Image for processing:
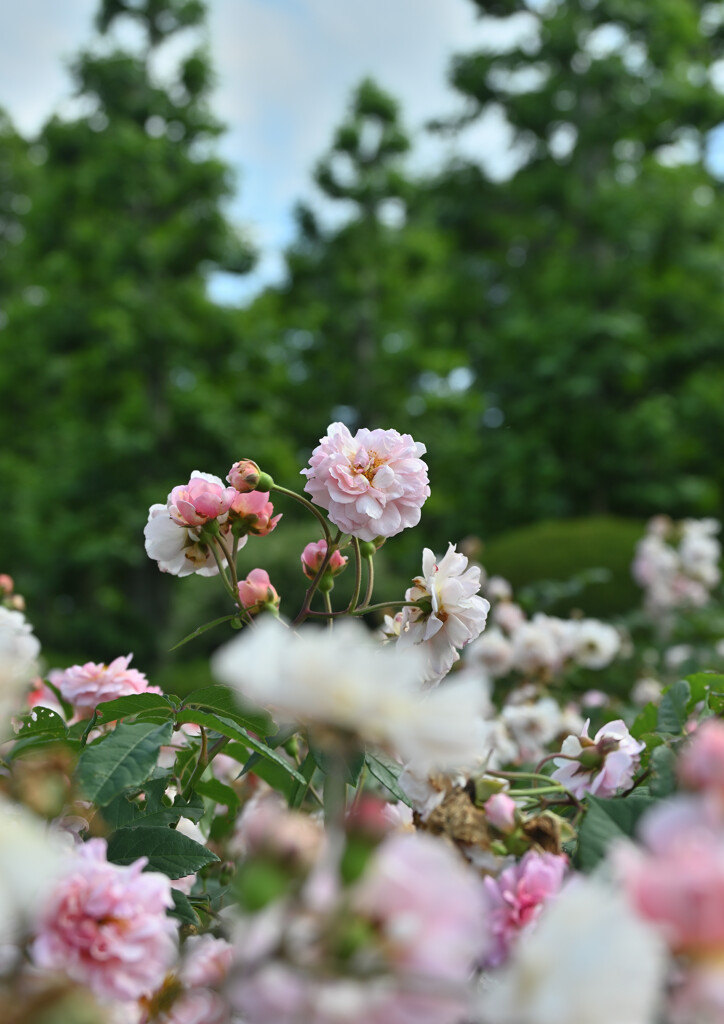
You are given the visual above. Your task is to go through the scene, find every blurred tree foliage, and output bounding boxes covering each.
[0,0,295,662]
[4,0,724,663]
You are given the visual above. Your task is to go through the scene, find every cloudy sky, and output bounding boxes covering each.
[0,0,525,301]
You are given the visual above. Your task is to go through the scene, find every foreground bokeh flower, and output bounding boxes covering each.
[32,838,177,1003]
[301,422,430,541]
[213,617,489,773]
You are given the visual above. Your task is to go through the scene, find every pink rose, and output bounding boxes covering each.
[237,568,280,613]
[31,838,177,1002]
[482,850,568,966]
[169,472,236,527]
[484,792,518,833]
[301,422,430,542]
[300,539,348,580]
[230,490,281,536]
[49,654,163,719]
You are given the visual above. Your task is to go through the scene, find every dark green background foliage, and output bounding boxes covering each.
[2,0,724,671]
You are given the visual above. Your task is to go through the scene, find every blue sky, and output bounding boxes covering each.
[0,0,525,303]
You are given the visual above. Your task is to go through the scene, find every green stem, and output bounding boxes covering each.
[323,590,334,629]
[487,769,562,785]
[209,540,238,604]
[510,786,566,798]
[350,599,419,617]
[346,537,363,614]
[182,730,230,802]
[271,484,331,543]
[216,532,239,592]
[358,554,375,609]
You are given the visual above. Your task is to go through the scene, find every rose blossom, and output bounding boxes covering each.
[168,473,237,528]
[397,544,490,684]
[301,422,430,541]
[145,471,245,578]
[49,654,162,719]
[482,851,568,966]
[0,606,41,729]
[300,539,348,580]
[32,838,177,1002]
[552,719,644,799]
[230,490,281,536]
[237,568,280,613]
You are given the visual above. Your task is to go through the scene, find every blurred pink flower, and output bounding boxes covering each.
[552,719,644,799]
[49,654,162,719]
[32,838,177,1002]
[482,850,568,966]
[484,792,518,834]
[301,422,430,542]
[169,472,236,528]
[679,718,724,796]
[237,569,280,613]
[300,539,348,580]
[230,490,281,536]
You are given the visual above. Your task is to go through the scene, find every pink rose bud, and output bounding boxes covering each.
[168,472,236,528]
[237,568,280,613]
[300,539,348,580]
[227,459,262,493]
[230,491,281,537]
[484,792,518,834]
[0,574,14,595]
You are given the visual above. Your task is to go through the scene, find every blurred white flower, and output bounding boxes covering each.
[478,878,666,1024]
[570,619,620,670]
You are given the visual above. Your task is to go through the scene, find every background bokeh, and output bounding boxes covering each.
[3,0,724,686]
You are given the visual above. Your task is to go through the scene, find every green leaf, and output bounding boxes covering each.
[630,702,658,741]
[170,615,236,651]
[10,707,71,759]
[657,679,691,735]
[365,751,410,806]
[181,685,271,734]
[650,745,677,798]
[106,825,219,878]
[169,888,200,926]
[577,793,656,872]
[94,693,176,722]
[195,777,240,814]
[75,721,173,806]
[175,709,306,785]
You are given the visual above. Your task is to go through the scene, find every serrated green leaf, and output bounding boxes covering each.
[576,793,656,872]
[687,673,724,704]
[181,686,271,735]
[94,693,176,722]
[10,707,73,759]
[657,679,691,735]
[365,751,411,806]
[170,615,236,651]
[106,825,219,878]
[175,709,306,785]
[75,721,173,806]
[195,777,240,813]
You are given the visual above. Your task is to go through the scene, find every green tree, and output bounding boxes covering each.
[426,0,724,534]
[1,0,285,663]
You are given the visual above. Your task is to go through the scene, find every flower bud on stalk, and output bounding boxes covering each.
[237,569,280,615]
[301,539,348,581]
[227,459,262,492]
